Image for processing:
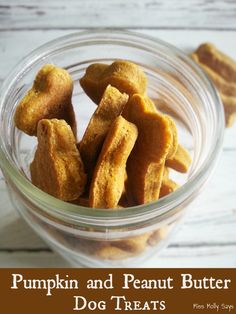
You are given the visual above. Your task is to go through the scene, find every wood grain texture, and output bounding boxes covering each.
[0,246,235,268]
[0,0,236,30]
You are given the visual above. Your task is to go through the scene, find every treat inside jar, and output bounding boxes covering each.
[14,59,192,260]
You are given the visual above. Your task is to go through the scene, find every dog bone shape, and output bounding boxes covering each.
[30,119,86,201]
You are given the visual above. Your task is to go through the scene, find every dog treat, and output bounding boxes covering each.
[148,226,169,246]
[14,64,76,136]
[192,53,236,97]
[144,97,178,159]
[113,232,151,254]
[80,60,147,104]
[221,94,236,127]
[30,119,86,201]
[192,45,236,126]
[159,167,179,198]
[95,233,151,260]
[165,115,178,159]
[13,57,196,263]
[95,245,133,260]
[123,94,173,205]
[79,85,128,178]
[89,116,138,208]
[194,43,236,82]
[79,63,108,103]
[166,144,192,173]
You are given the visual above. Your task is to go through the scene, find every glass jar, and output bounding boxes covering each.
[0,30,224,267]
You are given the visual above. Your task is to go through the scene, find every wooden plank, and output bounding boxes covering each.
[0,0,236,30]
[0,245,235,267]
[0,251,70,267]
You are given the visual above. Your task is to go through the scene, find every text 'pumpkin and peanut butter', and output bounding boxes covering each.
[14,64,76,136]
[89,116,138,208]
[191,43,236,127]
[30,119,86,201]
[79,85,129,180]
[80,60,147,103]
[123,94,173,205]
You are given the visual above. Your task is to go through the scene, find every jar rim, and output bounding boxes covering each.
[0,29,224,227]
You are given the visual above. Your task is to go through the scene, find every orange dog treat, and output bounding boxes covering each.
[194,43,236,82]
[166,144,192,173]
[30,119,86,201]
[159,167,179,198]
[192,52,236,127]
[144,97,178,159]
[80,60,147,104]
[123,94,173,205]
[95,233,151,260]
[79,85,128,178]
[113,232,151,254]
[221,94,236,127]
[148,226,169,246]
[14,64,76,136]
[96,245,133,260]
[79,63,108,103]
[165,115,178,159]
[192,53,236,97]
[89,116,138,208]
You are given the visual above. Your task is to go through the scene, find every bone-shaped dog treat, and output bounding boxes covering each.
[145,97,190,170]
[95,245,133,260]
[123,94,173,205]
[165,115,178,159]
[79,63,108,104]
[113,232,151,254]
[221,94,236,127]
[165,144,192,173]
[30,119,86,201]
[14,64,76,136]
[95,233,150,260]
[195,43,236,82]
[148,226,169,246]
[192,53,236,97]
[80,60,147,104]
[159,167,179,198]
[144,97,178,159]
[191,52,236,127]
[79,85,128,179]
[89,116,138,208]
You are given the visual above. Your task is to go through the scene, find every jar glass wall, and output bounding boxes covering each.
[0,30,224,267]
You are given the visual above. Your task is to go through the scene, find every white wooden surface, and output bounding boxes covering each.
[0,0,236,267]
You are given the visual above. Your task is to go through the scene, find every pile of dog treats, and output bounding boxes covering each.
[12,42,236,260]
[14,59,193,208]
[15,42,236,209]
